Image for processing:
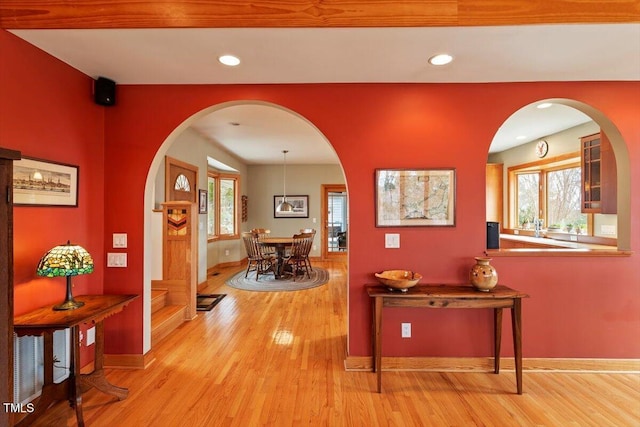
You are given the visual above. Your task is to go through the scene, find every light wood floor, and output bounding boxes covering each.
[30,261,639,426]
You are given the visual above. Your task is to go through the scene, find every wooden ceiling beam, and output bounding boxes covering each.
[1,1,639,29]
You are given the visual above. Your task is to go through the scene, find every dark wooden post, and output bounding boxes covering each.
[0,147,20,427]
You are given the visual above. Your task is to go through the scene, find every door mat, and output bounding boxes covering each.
[196,294,226,311]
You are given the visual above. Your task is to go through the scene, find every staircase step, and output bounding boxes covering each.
[151,304,185,346]
[151,289,168,314]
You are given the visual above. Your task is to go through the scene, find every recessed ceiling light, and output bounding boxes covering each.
[537,102,553,109]
[428,54,453,66]
[218,55,240,66]
[516,135,527,140]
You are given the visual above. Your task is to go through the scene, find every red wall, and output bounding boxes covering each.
[3,30,639,360]
[1,31,105,363]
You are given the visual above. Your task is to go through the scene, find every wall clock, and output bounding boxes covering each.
[536,140,549,158]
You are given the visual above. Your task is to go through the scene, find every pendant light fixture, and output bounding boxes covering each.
[276,150,294,213]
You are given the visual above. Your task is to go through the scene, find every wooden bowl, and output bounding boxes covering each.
[375,270,422,292]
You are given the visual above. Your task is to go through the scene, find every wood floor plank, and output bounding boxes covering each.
[27,261,640,427]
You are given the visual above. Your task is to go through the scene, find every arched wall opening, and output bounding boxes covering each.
[141,100,348,353]
[488,98,630,251]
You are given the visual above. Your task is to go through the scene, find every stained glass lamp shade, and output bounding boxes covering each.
[36,241,94,310]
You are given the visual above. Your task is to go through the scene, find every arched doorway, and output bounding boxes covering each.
[487,98,630,251]
[141,101,348,352]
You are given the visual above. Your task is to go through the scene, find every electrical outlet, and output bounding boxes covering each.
[601,224,616,235]
[401,323,411,338]
[225,249,230,256]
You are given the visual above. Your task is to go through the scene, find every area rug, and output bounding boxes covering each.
[225,267,329,292]
[196,294,226,311]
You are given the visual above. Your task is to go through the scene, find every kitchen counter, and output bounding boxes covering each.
[499,233,615,250]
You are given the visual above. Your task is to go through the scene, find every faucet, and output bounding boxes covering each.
[534,219,543,238]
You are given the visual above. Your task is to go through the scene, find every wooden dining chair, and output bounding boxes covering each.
[242,232,275,280]
[251,228,271,238]
[282,233,313,281]
[251,228,275,255]
[298,229,316,271]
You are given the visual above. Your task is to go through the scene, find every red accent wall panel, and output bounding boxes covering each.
[2,29,639,360]
[0,30,106,363]
[102,82,639,358]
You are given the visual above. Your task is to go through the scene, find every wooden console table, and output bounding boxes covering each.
[367,284,528,394]
[13,294,138,427]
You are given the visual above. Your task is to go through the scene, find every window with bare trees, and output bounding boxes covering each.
[511,160,588,234]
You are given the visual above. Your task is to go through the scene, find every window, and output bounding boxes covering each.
[510,156,589,234]
[207,171,239,240]
[219,178,236,235]
[516,172,539,227]
[546,166,585,231]
[207,175,216,236]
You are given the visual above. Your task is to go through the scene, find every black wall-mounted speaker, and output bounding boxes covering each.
[94,77,116,106]
[487,221,500,249]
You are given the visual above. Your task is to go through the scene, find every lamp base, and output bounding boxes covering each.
[53,299,85,311]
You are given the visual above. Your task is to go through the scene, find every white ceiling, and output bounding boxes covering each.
[192,103,337,165]
[11,24,639,163]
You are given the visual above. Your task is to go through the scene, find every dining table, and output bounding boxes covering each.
[258,237,293,279]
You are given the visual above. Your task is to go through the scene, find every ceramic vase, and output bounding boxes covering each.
[469,257,498,292]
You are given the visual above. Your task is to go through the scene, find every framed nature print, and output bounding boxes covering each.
[198,189,208,214]
[13,157,79,207]
[375,168,456,227]
[274,195,309,218]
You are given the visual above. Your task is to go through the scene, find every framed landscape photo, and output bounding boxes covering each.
[375,168,456,227]
[13,157,79,207]
[274,195,309,218]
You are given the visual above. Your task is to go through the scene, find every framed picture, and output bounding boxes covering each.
[375,168,456,227]
[274,195,309,218]
[13,157,79,207]
[198,189,208,214]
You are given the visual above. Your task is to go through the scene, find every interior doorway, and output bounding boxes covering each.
[321,184,348,259]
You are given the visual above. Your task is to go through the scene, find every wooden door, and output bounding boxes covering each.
[162,201,197,320]
[165,156,198,202]
[321,184,348,260]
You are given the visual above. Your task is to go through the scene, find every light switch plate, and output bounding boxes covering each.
[401,323,411,338]
[86,327,96,346]
[107,253,127,267]
[113,233,127,248]
[385,233,400,248]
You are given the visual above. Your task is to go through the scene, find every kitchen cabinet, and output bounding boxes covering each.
[581,132,617,214]
[486,163,503,225]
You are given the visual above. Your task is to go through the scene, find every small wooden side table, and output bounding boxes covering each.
[367,284,528,394]
[13,294,138,427]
